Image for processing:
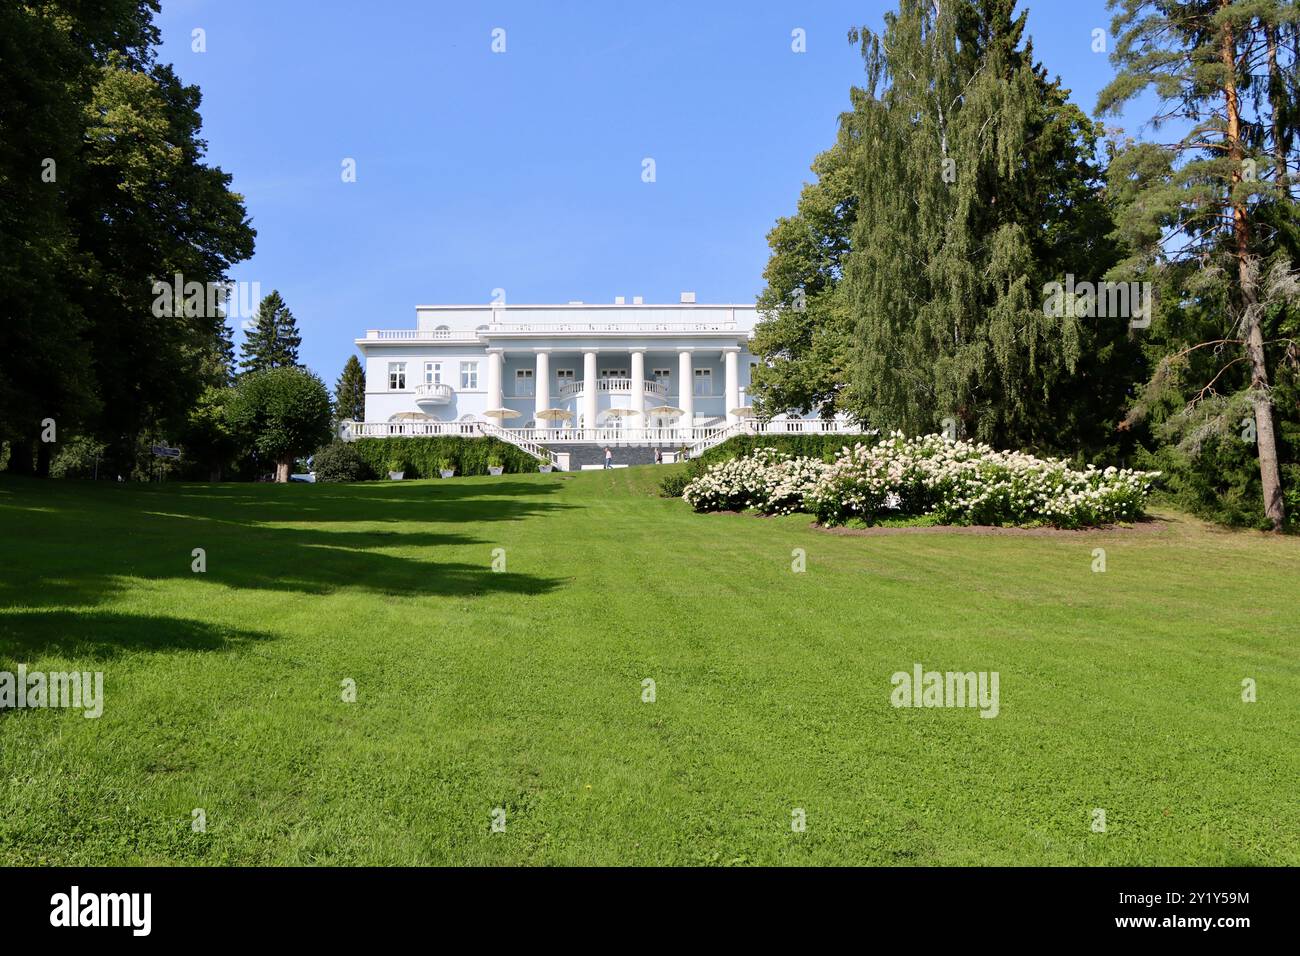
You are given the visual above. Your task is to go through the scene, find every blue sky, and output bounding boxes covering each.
[155,0,1139,381]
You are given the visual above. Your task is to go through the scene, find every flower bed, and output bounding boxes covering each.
[684,433,1160,529]
[680,447,829,516]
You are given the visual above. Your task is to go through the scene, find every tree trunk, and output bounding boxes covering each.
[6,435,35,475]
[1223,10,1286,532]
[275,457,292,483]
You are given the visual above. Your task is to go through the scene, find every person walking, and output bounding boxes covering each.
[654,448,662,465]
[603,446,613,469]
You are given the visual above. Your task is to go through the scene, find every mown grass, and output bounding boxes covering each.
[0,469,1296,865]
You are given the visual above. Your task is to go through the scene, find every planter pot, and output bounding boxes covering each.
[488,467,504,476]
[388,471,405,481]
[439,469,455,479]
[538,465,553,473]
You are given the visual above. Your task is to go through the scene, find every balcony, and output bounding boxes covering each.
[414,383,454,407]
[556,378,669,399]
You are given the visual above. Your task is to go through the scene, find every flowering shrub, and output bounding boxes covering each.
[685,433,1160,529]
[681,447,829,515]
[807,433,1160,528]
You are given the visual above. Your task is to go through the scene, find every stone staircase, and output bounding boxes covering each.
[565,445,661,469]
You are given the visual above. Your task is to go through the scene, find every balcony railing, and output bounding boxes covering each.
[342,418,869,446]
[414,383,454,406]
[556,378,668,398]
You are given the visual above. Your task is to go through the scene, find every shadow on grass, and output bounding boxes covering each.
[0,609,270,667]
[0,476,569,609]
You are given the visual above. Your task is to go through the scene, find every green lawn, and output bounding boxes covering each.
[0,468,1296,865]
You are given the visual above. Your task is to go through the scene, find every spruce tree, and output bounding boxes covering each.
[239,290,301,373]
[334,355,366,423]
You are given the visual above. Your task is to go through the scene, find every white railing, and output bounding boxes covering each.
[488,321,737,333]
[476,422,559,466]
[339,418,874,456]
[556,378,669,398]
[414,383,454,405]
[346,420,482,438]
[364,329,478,341]
[684,419,874,458]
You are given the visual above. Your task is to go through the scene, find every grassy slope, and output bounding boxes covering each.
[0,469,1296,866]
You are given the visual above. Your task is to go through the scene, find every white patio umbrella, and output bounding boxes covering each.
[390,411,434,421]
[481,408,522,420]
[645,405,685,418]
[729,406,757,418]
[601,407,638,418]
[534,408,573,421]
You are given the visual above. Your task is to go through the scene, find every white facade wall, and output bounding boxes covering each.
[356,301,777,433]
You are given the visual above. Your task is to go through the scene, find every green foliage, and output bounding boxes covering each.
[656,470,692,498]
[177,385,240,480]
[350,437,543,478]
[0,4,254,476]
[49,437,107,479]
[226,367,333,473]
[312,442,373,483]
[697,433,860,468]
[334,355,366,423]
[239,290,301,374]
[839,0,1129,453]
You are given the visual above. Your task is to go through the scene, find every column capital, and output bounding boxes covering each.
[627,347,646,355]
[532,347,552,354]
[720,345,742,354]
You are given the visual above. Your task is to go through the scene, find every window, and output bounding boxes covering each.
[388,362,407,390]
[460,361,479,389]
[515,368,534,396]
[424,362,442,385]
[694,368,712,396]
[556,369,575,385]
[600,368,629,379]
[653,368,672,382]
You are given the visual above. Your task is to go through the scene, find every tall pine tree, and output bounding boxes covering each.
[1098,0,1300,531]
[239,290,301,373]
[334,355,366,424]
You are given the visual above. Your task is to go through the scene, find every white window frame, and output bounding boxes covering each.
[600,368,629,379]
[388,362,407,390]
[556,368,575,384]
[515,368,534,396]
[652,368,672,382]
[693,367,712,396]
[460,361,479,389]
[425,361,442,385]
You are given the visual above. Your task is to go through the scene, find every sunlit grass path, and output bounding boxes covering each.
[0,469,1296,865]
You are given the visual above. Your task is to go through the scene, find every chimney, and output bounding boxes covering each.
[614,296,625,305]
[680,291,696,303]
[632,295,644,305]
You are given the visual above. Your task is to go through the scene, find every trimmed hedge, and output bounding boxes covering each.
[660,433,865,498]
[350,436,544,478]
[696,433,864,468]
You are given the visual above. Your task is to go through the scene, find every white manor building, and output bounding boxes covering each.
[342,293,864,468]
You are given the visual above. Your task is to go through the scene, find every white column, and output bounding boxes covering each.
[678,349,694,438]
[583,350,598,434]
[629,349,645,432]
[487,350,504,412]
[724,349,740,425]
[534,350,550,423]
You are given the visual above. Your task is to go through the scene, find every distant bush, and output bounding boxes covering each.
[313,442,372,482]
[50,436,108,479]
[657,470,692,498]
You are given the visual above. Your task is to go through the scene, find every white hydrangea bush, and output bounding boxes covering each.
[684,434,1160,529]
[807,433,1160,528]
[681,447,829,515]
